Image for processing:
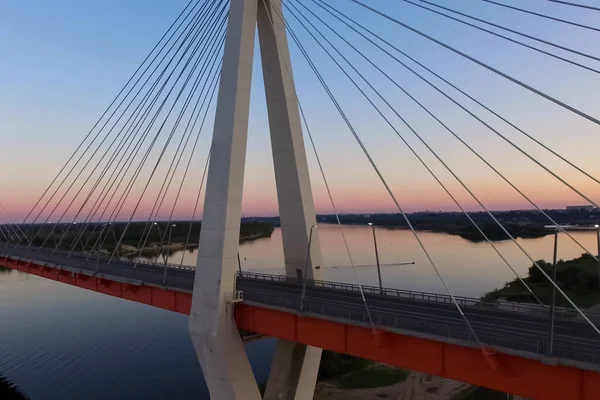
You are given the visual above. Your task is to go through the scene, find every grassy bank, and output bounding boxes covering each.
[453,386,507,400]
[483,253,600,307]
[318,351,408,390]
[20,221,274,257]
[382,220,550,242]
[336,366,409,389]
[262,212,563,242]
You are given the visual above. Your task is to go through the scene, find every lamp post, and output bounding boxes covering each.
[166,224,176,266]
[1,226,9,251]
[548,228,559,354]
[300,225,317,311]
[162,224,176,284]
[152,222,167,265]
[596,225,600,289]
[94,224,107,274]
[153,222,164,244]
[369,222,383,293]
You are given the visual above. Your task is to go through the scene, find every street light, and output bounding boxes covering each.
[300,225,317,311]
[152,222,158,240]
[548,227,559,354]
[596,225,600,289]
[369,223,383,292]
[167,224,176,260]
[163,224,177,284]
[151,222,163,248]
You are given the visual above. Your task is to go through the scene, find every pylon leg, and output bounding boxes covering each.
[188,0,262,399]
[257,1,323,398]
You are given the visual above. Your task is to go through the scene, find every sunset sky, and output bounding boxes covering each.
[1,0,600,223]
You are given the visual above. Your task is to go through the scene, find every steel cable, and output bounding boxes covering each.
[314,0,600,260]
[350,0,600,127]
[291,0,543,304]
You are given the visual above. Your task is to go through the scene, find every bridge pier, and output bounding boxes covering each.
[263,341,321,400]
[189,0,323,399]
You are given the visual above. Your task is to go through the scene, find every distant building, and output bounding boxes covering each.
[566,205,595,211]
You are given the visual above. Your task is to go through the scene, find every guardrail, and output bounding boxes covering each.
[4,242,600,364]
[242,289,600,365]
[125,257,195,271]
[3,242,600,323]
[2,243,196,271]
[237,271,597,321]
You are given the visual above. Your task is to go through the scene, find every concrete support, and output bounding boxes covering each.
[188,0,262,399]
[189,0,323,398]
[263,340,322,400]
[257,1,323,399]
[257,0,323,282]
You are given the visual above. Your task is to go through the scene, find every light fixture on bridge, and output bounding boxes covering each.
[367,222,382,291]
[594,225,600,290]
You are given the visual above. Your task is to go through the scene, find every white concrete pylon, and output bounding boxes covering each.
[188,0,323,399]
[188,0,261,399]
[257,0,323,399]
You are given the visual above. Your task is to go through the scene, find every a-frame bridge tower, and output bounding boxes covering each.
[188,0,323,398]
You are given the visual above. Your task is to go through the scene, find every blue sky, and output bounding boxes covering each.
[1,0,600,222]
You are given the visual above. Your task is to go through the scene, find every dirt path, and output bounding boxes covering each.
[314,372,469,400]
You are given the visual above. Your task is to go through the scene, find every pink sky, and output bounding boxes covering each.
[2,0,600,224]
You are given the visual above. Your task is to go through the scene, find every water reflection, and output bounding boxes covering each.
[173,224,599,298]
[0,268,273,400]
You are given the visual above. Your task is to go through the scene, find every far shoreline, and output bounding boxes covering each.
[270,208,599,243]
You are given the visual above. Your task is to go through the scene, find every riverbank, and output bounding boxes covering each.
[116,230,275,258]
[314,368,509,400]
[384,222,550,242]
[253,209,600,243]
[483,253,600,307]
[313,351,509,400]
[314,351,410,398]
[25,221,275,258]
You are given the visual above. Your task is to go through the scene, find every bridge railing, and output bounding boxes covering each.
[3,243,196,272]
[236,271,593,321]
[4,243,598,322]
[123,257,195,271]
[242,289,600,365]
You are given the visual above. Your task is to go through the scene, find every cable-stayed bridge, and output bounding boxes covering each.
[2,0,600,399]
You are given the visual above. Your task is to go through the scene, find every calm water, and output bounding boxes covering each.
[176,224,599,297]
[1,224,597,399]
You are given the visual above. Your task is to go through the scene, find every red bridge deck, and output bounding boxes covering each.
[2,255,600,399]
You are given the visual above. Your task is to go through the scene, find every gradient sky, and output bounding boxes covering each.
[1,0,600,223]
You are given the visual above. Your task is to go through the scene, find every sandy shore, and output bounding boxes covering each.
[314,371,470,400]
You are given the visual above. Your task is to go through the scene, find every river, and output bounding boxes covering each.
[1,224,597,399]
